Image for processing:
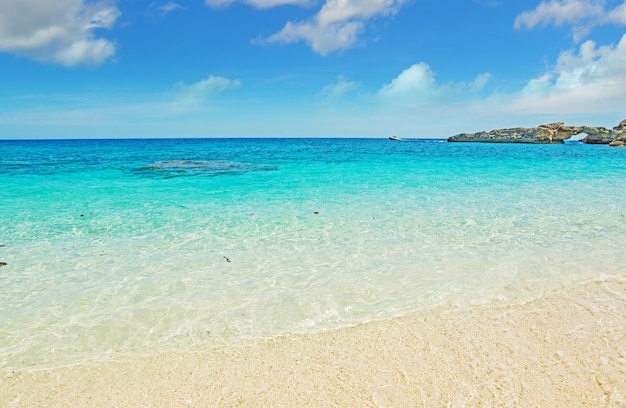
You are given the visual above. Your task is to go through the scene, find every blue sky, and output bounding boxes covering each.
[1,0,625,139]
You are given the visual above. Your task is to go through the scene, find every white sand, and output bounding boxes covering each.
[2,277,625,407]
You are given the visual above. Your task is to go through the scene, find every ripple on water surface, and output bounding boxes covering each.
[0,139,625,369]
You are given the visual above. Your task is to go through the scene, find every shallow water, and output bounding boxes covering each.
[1,138,625,369]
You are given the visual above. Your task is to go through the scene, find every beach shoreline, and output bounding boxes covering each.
[2,276,625,407]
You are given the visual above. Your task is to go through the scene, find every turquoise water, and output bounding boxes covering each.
[1,138,625,369]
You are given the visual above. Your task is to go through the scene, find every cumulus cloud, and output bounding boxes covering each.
[514,0,626,41]
[171,75,242,108]
[377,63,492,103]
[0,0,120,66]
[319,76,359,99]
[372,38,625,127]
[378,63,438,100]
[263,0,405,55]
[508,33,626,113]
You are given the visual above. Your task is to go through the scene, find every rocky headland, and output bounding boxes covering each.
[448,119,626,145]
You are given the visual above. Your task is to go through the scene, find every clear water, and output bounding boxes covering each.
[1,138,625,369]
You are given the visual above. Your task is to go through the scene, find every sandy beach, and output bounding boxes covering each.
[2,275,625,407]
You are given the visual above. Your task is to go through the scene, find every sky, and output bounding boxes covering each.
[0,0,625,139]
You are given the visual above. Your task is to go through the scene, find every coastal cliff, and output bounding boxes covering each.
[448,119,626,144]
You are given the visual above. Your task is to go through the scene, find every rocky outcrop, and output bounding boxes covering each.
[579,127,613,144]
[447,127,552,144]
[448,119,626,144]
[614,119,626,131]
[581,120,626,144]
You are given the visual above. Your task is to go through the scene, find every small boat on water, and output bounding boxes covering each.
[389,135,403,141]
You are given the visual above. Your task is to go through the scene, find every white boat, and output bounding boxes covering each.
[389,136,403,141]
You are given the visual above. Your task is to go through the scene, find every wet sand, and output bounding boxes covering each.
[2,276,625,407]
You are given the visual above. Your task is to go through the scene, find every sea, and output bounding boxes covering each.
[1,138,625,370]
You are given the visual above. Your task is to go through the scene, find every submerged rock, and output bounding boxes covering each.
[448,119,626,144]
[138,160,277,178]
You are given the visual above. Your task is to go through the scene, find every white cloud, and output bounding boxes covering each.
[315,0,403,25]
[263,20,365,55]
[378,63,438,100]
[52,38,116,66]
[159,2,186,15]
[507,33,626,114]
[377,63,492,103]
[472,72,493,91]
[205,0,312,8]
[171,75,242,108]
[370,38,625,130]
[252,0,406,55]
[514,0,626,41]
[0,0,120,66]
[146,2,186,18]
[319,76,359,98]
[608,2,626,23]
[514,0,604,29]
[207,0,406,55]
